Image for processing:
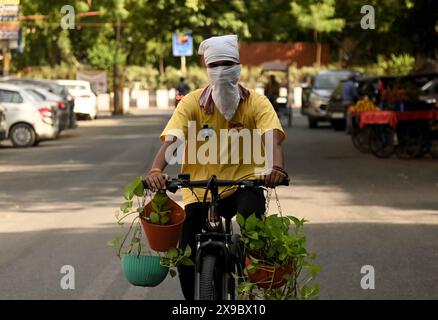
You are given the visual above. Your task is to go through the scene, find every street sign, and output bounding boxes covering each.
[0,0,19,40]
[172,32,193,57]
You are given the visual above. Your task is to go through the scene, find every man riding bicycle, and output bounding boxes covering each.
[144,35,288,300]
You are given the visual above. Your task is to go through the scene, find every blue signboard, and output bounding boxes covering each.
[172,32,193,57]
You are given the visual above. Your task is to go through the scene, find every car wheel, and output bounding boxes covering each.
[308,117,318,129]
[10,123,36,148]
[331,120,346,131]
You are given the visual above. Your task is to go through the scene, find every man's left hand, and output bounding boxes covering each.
[264,167,288,188]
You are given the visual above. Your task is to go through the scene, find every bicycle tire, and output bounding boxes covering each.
[199,254,223,300]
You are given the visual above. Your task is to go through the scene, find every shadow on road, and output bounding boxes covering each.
[0,222,436,299]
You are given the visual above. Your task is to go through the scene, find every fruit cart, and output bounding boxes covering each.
[348,95,438,159]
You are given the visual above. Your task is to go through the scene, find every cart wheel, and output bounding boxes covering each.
[395,122,430,160]
[369,125,395,158]
[352,125,371,153]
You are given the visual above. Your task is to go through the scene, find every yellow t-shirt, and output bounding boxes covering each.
[160,88,285,205]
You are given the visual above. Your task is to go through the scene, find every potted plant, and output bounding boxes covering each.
[235,213,320,300]
[107,176,192,287]
[140,189,186,252]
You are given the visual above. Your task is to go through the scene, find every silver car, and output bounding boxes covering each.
[302,70,359,128]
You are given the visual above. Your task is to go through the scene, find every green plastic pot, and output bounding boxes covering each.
[121,254,169,287]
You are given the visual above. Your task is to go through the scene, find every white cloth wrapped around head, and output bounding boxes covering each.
[198,35,240,65]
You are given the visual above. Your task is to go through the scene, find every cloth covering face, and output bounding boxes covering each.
[199,35,241,121]
[207,64,241,121]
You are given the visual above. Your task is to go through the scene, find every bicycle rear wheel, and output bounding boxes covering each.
[199,254,223,300]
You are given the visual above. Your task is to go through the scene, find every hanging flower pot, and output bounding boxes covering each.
[245,257,293,289]
[141,193,186,252]
[121,254,169,287]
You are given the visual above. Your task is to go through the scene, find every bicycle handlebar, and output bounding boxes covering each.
[142,174,289,193]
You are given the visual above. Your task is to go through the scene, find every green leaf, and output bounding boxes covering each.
[151,201,159,213]
[246,231,259,240]
[150,212,159,224]
[245,214,260,232]
[236,213,245,227]
[107,236,123,247]
[120,201,132,213]
[183,246,192,257]
[133,176,145,197]
[169,269,177,278]
[123,184,134,200]
[160,215,170,225]
[167,247,179,259]
[181,257,194,266]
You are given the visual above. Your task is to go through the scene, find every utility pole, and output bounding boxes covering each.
[2,44,10,76]
[181,56,186,76]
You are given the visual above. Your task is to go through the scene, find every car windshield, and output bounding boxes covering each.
[314,72,352,89]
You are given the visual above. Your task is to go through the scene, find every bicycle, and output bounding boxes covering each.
[142,173,289,300]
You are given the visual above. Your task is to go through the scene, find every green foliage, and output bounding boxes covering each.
[291,0,345,34]
[373,54,416,77]
[141,191,172,225]
[236,213,320,300]
[14,0,437,79]
[88,40,127,70]
[160,246,194,278]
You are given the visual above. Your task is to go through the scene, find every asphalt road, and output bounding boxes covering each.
[0,110,437,300]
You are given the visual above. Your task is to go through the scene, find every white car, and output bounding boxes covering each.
[54,80,97,120]
[0,83,59,147]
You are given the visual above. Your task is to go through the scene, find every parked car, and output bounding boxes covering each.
[0,105,6,142]
[3,78,77,130]
[20,85,69,132]
[302,70,360,128]
[0,83,59,147]
[54,80,97,120]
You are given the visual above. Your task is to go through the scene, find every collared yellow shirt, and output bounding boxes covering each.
[160,88,285,205]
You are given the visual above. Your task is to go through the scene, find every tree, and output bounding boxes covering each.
[291,0,345,66]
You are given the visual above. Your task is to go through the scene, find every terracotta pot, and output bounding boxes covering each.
[245,256,293,289]
[141,196,186,252]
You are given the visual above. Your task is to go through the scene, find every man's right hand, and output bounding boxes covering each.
[144,172,168,192]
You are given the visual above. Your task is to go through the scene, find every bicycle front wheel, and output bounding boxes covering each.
[199,254,223,300]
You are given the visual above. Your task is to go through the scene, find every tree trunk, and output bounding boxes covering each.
[314,30,321,68]
[316,42,322,67]
[159,52,165,85]
[113,17,123,115]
